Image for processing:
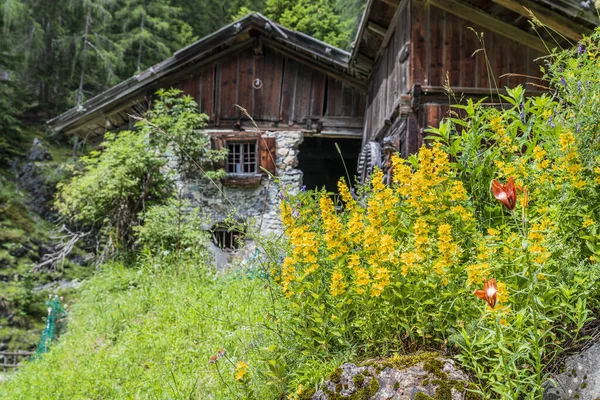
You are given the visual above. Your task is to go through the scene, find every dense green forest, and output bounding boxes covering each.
[0,0,363,136]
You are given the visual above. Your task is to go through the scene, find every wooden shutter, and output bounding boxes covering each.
[211,135,227,169]
[259,136,276,176]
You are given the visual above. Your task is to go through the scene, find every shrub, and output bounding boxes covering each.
[138,88,227,177]
[55,130,171,249]
[268,35,600,398]
[56,89,226,253]
[134,196,210,259]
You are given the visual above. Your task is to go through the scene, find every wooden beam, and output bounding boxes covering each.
[492,0,592,41]
[379,0,399,8]
[380,0,409,53]
[427,0,550,53]
[367,21,387,37]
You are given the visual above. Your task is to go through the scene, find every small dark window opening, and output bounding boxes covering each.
[211,226,244,251]
[227,141,257,173]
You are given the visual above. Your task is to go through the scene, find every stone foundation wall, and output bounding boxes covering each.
[170,131,304,266]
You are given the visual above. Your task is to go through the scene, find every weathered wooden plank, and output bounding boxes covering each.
[237,48,255,119]
[309,70,326,117]
[492,0,591,41]
[476,29,490,89]
[319,117,364,128]
[200,65,215,120]
[428,0,549,53]
[429,5,445,87]
[264,48,284,120]
[214,62,222,125]
[326,77,343,116]
[354,87,366,118]
[280,57,299,123]
[411,0,427,86]
[367,21,387,37]
[220,55,239,120]
[252,54,265,120]
[342,83,354,117]
[447,13,461,87]
[386,32,397,118]
[294,64,312,121]
[460,19,477,88]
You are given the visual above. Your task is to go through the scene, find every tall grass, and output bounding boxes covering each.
[0,255,282,399]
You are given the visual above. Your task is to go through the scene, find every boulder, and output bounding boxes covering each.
[27,138,52,162]
[544,343,600,400]
[306,353,481,400]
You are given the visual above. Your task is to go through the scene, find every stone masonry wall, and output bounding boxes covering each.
[169,131,304,266]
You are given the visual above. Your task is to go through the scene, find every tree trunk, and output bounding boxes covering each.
[76,10,91,107]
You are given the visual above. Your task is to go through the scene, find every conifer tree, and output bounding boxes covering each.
[113,0,194,77]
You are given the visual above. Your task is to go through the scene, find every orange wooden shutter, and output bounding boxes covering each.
[259,136,276,176]
[211,135,227,169]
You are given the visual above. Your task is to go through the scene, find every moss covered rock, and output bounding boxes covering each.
[310,353,481,400]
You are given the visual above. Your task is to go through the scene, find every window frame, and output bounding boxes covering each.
[211,225,244,251]
[210,131,276,186]
[226,140,259,174]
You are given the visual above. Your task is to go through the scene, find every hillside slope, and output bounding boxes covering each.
[0,257,284,399]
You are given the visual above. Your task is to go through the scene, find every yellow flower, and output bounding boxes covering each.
[487,227,500,236]
[583,217,594,228]
[467,263,490,286]
[370,267,390,297]
[448,180,468,202]
[400,251,417,276]
[330,269,346,296]
[354,267,370,293]
[338,179,356,211]
[235,361,249,381]
[533,145,546,161]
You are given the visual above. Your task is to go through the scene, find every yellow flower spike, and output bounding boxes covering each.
[338,179,356,211]
[330,269,346,296]
[234,361,249,381]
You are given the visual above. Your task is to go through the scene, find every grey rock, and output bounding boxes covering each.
[27,138,52,161]
[544,343,600,400]
[312,357,473,400]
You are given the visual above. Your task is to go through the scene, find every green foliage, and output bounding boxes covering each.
[139,88,227,177]
[113,0,195,76]
[270,0,350,48]
[0,257,284,399]
[55,130,171,248]
[0,173,90,351]
[264,32,600,399]
[134,196,210,257]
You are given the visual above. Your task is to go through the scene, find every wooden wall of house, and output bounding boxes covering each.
[411,3,543,91]
[363,0,546,153]
[171,46,365,130]
[364,0,411,141]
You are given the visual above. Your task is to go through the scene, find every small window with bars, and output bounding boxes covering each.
[227,141,257,173]
[211,226,244,251]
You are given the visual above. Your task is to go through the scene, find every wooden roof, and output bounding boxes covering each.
[48,13,367,136]
[350,0,598,74]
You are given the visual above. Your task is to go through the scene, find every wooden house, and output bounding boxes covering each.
[48,5,595,250]
[352,0,596,182]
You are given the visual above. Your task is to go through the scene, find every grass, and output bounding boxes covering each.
[0,255,288,399]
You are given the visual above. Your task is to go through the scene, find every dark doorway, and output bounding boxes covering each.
[297,137,361,192]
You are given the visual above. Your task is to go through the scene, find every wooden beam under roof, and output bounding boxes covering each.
[492,0,592,41]
[427,0,550,53]
[379,0,400,8]
[367,21,387,37]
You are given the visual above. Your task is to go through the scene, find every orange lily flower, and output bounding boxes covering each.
[491,177,517,210]
[474,278,498,309]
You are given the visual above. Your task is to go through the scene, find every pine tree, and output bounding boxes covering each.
[113,0,194,77]
[277,0,350,48]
